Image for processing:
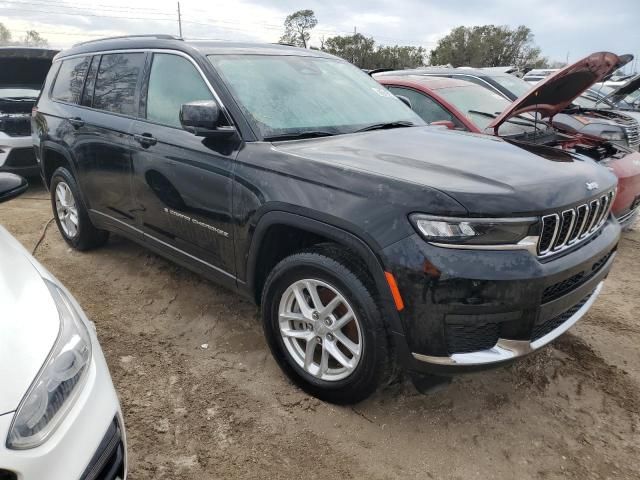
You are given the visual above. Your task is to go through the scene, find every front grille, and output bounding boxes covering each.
[541,249,614,303]
[618,115,640,149]
[538,191,614,257]
[0,113,31,137]
[80,418,125,480]
[445,321,500,354]
[532,292,593,341]
[4,148,36,168]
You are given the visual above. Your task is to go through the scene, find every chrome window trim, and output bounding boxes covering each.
[51,48,236,131]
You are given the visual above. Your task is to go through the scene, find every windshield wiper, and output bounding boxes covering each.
[265,131,337,141]
[469,110,545,130]
[353,121,415,133]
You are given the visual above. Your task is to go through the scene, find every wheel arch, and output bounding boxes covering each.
[244,210,403,334]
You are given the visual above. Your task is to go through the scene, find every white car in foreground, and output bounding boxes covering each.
[0,173,126,480]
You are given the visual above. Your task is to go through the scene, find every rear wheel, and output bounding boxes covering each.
[261,246,390,404]
[50,167,109,250]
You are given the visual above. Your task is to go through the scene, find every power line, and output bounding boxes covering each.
[0,4,437,47]
[0,0,173,15]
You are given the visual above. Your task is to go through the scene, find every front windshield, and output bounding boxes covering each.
[208,54,423,139]
[435,84,511,129]
[489,74,532,98]
[0,87,40,99]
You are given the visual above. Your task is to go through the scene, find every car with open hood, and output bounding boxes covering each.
[0,173,126,479]
[33,36,620,402]
[375,52,640,228]
[0,47,58,176]
[377,60,640,153]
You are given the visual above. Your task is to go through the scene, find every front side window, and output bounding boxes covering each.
[93,53,145,116]
[51,56,90,104]
[208,54,423,139]
[146,54,214,128]
[386,86,457,125]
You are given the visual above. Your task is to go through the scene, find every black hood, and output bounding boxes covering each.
[273,127,618,216]
[0,47,58,89]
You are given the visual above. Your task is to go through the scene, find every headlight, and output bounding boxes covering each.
[7,279,92,449]
[599,130,625,142]
[410,214,537,245]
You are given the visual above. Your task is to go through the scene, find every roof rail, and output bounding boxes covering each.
[73,34,182,47]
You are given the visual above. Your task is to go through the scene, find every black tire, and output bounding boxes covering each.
[261,245,391,404]
[50,167,109,250]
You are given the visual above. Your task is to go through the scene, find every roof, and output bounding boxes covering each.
[375,74,476,90]
[57,35,337,61]
[374,66,514,79]
[0,47,59,60]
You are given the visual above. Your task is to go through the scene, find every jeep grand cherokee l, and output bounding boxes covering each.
[33,35,620,403]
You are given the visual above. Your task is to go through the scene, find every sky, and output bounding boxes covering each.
[0,0,639,68]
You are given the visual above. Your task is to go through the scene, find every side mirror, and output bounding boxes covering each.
[396,95,412,109]
[0,173,28,203]
[430,120,456,130]
[180,100,235,137]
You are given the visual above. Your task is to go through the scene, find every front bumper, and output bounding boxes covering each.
[0,337,126,480]
[384,218,620,375]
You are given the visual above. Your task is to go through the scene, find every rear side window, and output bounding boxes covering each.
[51,56,91,104]
[93,53,146,116]
[145,53,214,128]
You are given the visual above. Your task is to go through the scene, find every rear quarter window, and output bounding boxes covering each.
[51,56,91,104]
[93,53,146,116]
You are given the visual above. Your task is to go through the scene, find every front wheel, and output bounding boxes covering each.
[261,247,390,404]
[50,167,109,250]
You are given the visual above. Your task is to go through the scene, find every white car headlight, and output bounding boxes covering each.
[6,279,92,449]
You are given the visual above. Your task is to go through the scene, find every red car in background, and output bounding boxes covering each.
[375,52,640,228]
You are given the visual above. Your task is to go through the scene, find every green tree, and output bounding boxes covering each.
[0,23,12,45]
[22,30,48,47]
[279,9,317,48]
[323,33,376,67]
[323,33,426,69]
[429,25,547,69]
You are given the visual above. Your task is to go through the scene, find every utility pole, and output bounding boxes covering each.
[566,51,569,66]
[177,1,183,38]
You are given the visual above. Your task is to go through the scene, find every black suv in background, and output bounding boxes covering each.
[33,35,620,403]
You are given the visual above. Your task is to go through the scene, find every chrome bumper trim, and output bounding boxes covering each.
[412,282,604,366]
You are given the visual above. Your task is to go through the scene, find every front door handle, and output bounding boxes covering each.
[67,117,84,129]
[133,133,158,148]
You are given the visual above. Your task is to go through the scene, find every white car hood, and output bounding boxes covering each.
[0,226,60,416]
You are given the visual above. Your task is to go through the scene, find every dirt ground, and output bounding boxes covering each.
[2,182,639,479]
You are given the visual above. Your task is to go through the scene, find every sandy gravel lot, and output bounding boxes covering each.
[2,182,639,480]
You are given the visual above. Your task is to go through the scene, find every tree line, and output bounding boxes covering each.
[280,10,552,70]
[0,23,49,47]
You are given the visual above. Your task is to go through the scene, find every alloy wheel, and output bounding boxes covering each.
[55,181,79,238]
[278,278,363,381]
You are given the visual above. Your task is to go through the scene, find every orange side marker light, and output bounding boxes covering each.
[384,271,405,311]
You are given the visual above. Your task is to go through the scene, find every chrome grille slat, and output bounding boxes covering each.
[587,199,601,233]
[554,209,575,250]
[536,189,615,259]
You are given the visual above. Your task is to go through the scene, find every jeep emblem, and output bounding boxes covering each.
[585,182,599,191]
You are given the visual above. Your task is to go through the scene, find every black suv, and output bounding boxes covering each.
[33,35,620,403]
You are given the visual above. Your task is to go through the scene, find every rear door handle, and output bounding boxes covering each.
[67,117,84,128]
[133,133,158,147]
